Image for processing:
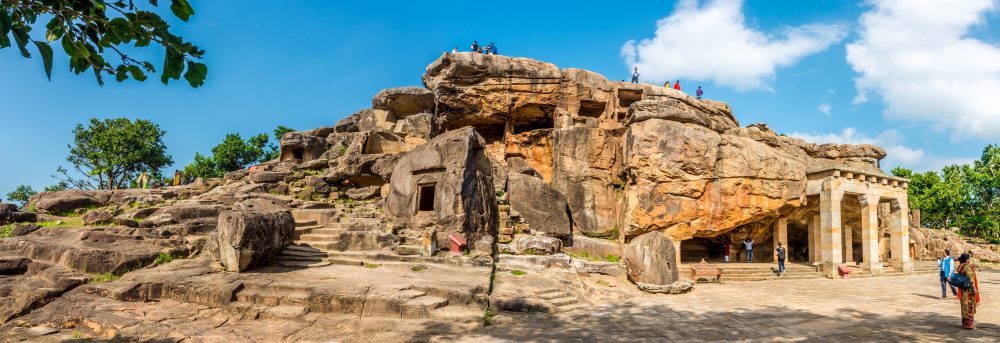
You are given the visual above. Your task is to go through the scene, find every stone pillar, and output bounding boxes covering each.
[843,224,853,263]
[859,194,882,274]
[889,198,912,272]
[819,189,844,277]
[674,239,682,267]
[773,218,788,262]
[809,214,820,263]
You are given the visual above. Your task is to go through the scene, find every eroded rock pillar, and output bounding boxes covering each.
[859,194,882,274]
[819,190,844,277]
[889,198,912,272]
[773,218,787,262]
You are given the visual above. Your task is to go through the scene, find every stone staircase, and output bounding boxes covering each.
[227,280,484,322]
[695,263,825,282]
[273,200,399,268]
[533,288,589,313]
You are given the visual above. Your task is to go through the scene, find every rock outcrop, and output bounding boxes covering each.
[623,231,678,286]
[205,210,295,272]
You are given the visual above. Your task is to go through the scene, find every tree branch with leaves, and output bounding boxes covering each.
[1,0,206,86]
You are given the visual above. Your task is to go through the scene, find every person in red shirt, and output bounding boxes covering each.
[673,80,681,91]
[722,237,731,263]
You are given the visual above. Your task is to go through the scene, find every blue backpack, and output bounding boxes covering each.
[949,273,973,290]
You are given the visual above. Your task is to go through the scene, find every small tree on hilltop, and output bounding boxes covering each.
[56,118,173,190]
[6,184,36,208]
[185,126,292,180]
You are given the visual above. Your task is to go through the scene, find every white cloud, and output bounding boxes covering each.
[621,0,848,90]
[846,0,1000,141]
[787,128,975,172]
[818,103,832,116]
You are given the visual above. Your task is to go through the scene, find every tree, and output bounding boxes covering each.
[6,184,36,208]
[56,117,173,190]
[184,132,273,179]
[1,0,206,87]
[43,180,69,192]
[265,125,295,160]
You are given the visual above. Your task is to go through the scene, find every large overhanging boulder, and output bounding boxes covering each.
[385,127,499,253]
[204,210,295,272]
[423,52,562,131]
[371,86,435,117]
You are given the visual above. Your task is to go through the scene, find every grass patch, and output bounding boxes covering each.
[510,270,526,276]
[596,280,612,287]
[88,272,119,284]
[483,308,495,326]
[411,265,427,272]
[581,226,619,240]
[604,254,621,263]
[154,252,176,265]
[365,263,380,269]
[0,225,11,238]
[35,217,84,228]
[990,238,1000,245]
[72,330,82,339]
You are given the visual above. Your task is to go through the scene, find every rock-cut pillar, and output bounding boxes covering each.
[808,214,820,263]
[889,198,912,272]
[859,194,882,274]
[843,224,853,263]
[819,190,844,277]
[773,218,787,262]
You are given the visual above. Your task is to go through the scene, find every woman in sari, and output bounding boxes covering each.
[956,253,980,329]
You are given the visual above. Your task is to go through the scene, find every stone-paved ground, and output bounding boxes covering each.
[435,271,999,342]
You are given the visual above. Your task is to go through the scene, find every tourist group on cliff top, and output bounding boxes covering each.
[630,67,704,99]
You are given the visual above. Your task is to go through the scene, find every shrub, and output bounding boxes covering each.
[604,255,621,263]
[154,252,175,265]
[365,263,380,269]
[89,272,119,283]
[0,225,12,238]
[510,270,526,276]
[483,308,495,326]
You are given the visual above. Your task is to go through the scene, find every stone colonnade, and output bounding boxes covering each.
[779,167,912,277]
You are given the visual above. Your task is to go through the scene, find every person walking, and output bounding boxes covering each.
[955,253,980,329]
[664,81,670,89]
[673,81,681,91]
[471,41,480,53]
[939,250,957,299]
[631,67,639,83]
[742,237,755,263]
[722,237,731,263]
[775,242,787,276]
[451,47,458,53]
[696,86,703,99]
[487,42,497,55]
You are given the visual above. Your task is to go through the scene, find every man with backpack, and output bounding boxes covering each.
[939,250,957,299]
[471,41,480,53]
[775,242,787,276]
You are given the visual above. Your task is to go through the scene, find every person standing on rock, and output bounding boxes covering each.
[451,47,458,53]
[743,237,754,263]
[673,80,681,91]
[696,86,704,99]
[173,170,182,186]
[488,42,497,55]
[631,67,639,83]
[955,253,980,329]
[939,250,957,299]
[471,41,480,53]
[775,242,787,276]
[137,171,149,189]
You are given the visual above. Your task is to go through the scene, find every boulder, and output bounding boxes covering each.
[510,234,562,255]
[385,127,499,252]
[278,131,327,162]
[636,280,694,294]
[0,227,188,274]
[250,171,290,183]
[624,99,739,133]
[623,231,678,286]
[205,210,295,272]
[10,223,40,237]
[506,173,571,237]
[346,186,380,200]
[371,87,435,117]
[30,190,102,214]
[81,209,114,226]
[393,112,435,139]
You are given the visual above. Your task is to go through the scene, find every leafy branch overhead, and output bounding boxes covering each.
[0,0,206,87]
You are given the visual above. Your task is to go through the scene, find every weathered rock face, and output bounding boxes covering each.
[385,127,499,252]
[424,52,562,131]
[552,127,623,237]
[205,210,295,272]
[909,226,1000,262]
[623,231,678,286]
[372,87,435,117]
[27,189,176,215]
[507,172,571,237]
[509,234,562,255]
[279,131,328,162]
[0,227,189,274]
[0,258,88,323]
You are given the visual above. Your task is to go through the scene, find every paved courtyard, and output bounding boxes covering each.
[446,271,999,342]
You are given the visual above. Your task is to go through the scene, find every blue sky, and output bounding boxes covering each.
[2,0,1000,197]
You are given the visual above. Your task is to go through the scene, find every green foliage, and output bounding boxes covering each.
[483,308,495,326]
[6,184,36,208]
[43,181,69,192]
[894,144,1000,240]
[88,272,119,283]
[36,218,83,227]
[154,252,175,265]
[510,269,526,276]
[604,254,620,263]
[72,330,82,339]
[185,126,292,179]
[0,0,206,87]
[364,263,380,268]
[410,265,427,272]
[581,226,619,240]
[56,118,172,190]
[0,224,12,238]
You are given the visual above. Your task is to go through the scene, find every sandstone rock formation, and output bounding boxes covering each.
[205,210,295,272]
[623,231,679,286]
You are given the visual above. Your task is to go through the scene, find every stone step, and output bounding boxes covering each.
[538,291,572,301]
[260,305,310,320]
[548,296,579,307]
[278,248,327,258]
[298,234,343,242]
[235,288,312,307]
[430,306,483,323]
[395,245,422,256]
[273,259,332,268]
[402,296,449,319]
[291,209,340,225]
[295,220,318,227]
[557,303,589,313]
[309,228,350,235]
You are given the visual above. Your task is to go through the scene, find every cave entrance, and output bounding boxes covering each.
[418,183,436,212]
[680,237,724,263]
[293,148,304,160]
[578,100,606,118]
[617,89,644,108]
[787,223,810,262]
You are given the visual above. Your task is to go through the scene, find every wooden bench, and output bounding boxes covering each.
[690,259,722,283]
